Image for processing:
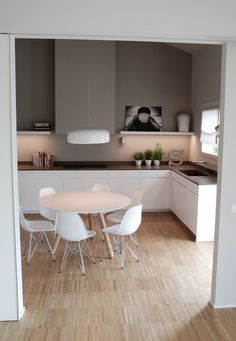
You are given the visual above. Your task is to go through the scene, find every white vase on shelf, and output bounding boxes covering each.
[145,160,152,166]
[135,160,142,166]
[153,160,160,166]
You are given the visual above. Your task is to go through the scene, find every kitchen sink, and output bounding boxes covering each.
[179,169,208,176]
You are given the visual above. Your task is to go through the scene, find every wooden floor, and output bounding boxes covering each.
[1,212,236,340]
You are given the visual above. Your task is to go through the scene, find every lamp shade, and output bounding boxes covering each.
[67,129,110,144]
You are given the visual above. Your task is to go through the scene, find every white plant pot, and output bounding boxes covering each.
[145,160,152,166]
[135,160,142,166]
[153,160,160,166]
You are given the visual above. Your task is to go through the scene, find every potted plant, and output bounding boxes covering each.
[144,149,153,166]
[153,143,164,166]
[133,152,144,166]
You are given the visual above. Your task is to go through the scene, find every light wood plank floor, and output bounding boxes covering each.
[1,212,236,340]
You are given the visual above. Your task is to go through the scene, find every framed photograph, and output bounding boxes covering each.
[125,106,162,131]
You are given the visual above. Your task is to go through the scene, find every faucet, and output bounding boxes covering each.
[192,160,207,173]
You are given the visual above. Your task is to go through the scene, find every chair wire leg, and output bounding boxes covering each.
[126,238,139,262]
[78,242,85,275]
[130,233,139,247]
[27,234,38,266]
[120,236,126,269]
[43,232,56,261]
[82,240,96,264]
[59,241,69,273]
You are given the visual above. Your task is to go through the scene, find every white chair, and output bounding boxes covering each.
[101,205,142,269]
[106,191,143,246]
[55,212,96,275]
[19,207,56,266]
[91,184,110,192]
[39,187,57,221]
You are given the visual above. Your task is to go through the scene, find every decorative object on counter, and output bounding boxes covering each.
[133,152,144,166]
[168,149,184,166]
[67,129,110,144]
[33,122,51,131]
[119,136,125,144]
[144,149,153,166]
[153,143,164,166]
[125,106,162,132]
[32,152,54,168]
[177,113,190,132]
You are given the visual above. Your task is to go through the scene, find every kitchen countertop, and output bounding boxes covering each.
[18,161,217,186]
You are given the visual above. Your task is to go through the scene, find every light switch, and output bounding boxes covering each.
[230,204,236,213]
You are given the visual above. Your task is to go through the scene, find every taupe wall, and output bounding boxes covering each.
[190,45,222,166]
[17,40,192,162]
[116,42,192,132]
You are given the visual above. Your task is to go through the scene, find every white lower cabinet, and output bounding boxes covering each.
[108,171,140,198]
[62,171,108,192]
[171,178,198,235]
[140,170,170,210]
[18,171,62,212]
[170,172,216,241]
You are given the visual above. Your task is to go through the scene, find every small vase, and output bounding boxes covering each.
[145,160,152,166]
[135,160,142,166]
[153,160,160,166]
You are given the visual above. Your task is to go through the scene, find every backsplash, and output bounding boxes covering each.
[17,134,191,162]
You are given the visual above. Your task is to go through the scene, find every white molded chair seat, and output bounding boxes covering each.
[106,191,143,246]
[26,220,56,232]
[102,205,142,269]
[39,187,57,221]
[55,212,96,275]
[19,207,56,266]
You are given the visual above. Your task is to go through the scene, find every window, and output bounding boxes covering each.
[200,106,220,156]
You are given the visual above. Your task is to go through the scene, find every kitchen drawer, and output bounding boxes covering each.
[140,170,170,178]
[171,171,198,195]
[60,170,108,178]
[108,170,139,178]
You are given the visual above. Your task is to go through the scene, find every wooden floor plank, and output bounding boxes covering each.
[1,212,236,340]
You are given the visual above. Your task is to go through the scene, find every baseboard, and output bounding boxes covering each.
[209,300,236,309]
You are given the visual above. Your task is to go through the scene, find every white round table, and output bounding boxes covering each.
[40,191,130,258]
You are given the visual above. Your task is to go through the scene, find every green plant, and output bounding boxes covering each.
[144,149,153,160]
[133,152,144,160]
[153,143,164,160]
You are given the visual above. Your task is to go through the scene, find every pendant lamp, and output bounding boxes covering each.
[67,129,110,144]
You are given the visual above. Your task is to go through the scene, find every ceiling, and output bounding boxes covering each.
[167,43,206,54]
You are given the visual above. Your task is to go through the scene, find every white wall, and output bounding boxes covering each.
[1,1,236,41]
[1,0,236,318]
[211,42,236,307]
[0,35,24,320]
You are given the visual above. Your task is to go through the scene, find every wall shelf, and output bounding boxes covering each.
[119,131,195,136]
[17,131,52,135]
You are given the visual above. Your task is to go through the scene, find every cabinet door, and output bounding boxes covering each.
[55,40,89,133]
[89,42,116,133]
[18,171,62,212]
[140,177,170,210]
[108,171,139,198]
[62,171,108,192]
[55,40,115,134]
[171,179,198,235]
